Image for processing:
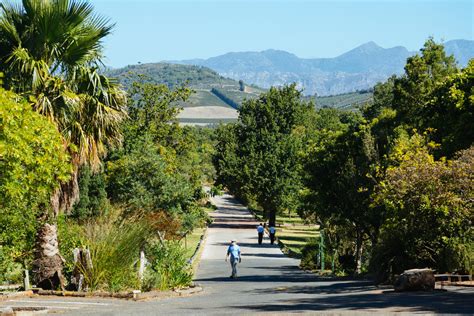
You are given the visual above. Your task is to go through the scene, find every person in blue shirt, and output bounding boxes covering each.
[269,226,276,244]
[225,240,241,278]
[257,223,264,244]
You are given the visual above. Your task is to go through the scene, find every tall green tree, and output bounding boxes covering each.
[215,84,313,226]
[392,38,457,128]
[424,60,474,157]
[0,0,126,288]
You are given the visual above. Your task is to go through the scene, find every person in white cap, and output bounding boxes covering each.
[225,240,241,278]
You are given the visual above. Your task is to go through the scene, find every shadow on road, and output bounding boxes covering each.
[214,242,275,249]
[195,273,320,284]
[249,280,377,295]
[231,289,474,314]
[243,253,286,258]
[210,223,257,229]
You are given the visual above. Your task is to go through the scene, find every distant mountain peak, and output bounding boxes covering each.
[341,41,384,56]
[261,48,294,55]
[169,39,473,96]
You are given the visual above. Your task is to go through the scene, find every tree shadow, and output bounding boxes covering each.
[248,280,377,295]
[231,289,474,314]
[243,253,287,258]
[215,242,276,249]
[195,273,320,284]
[210,223,257,229]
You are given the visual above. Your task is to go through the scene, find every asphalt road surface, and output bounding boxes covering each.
[2,193,473,315]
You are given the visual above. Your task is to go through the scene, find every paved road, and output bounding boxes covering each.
[2,193,473,315]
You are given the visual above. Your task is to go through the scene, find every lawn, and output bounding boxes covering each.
[251,208,319,258]
[277,224,319,257]
[181,227,206,260]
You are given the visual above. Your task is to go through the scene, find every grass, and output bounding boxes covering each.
[181,227,205,259]
[278,225,319,257]
[251,208,319,257]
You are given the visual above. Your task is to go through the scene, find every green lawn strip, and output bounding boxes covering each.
[248,206,319,258]
[277,225,319,257]
[181,227,205,259]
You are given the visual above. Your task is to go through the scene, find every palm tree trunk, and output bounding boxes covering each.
[33,168,80,290]
[32,223,65,290]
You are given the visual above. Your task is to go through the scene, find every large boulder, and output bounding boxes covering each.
[394,268,435,292]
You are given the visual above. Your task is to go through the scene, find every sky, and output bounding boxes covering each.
[90,0,474,67]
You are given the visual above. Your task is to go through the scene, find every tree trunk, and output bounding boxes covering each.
[33,167,79,290]
[355,230,363,275]
[32,223,65,290]
[268,210,276,227]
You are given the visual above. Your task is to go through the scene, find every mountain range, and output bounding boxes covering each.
[171,39,474,96]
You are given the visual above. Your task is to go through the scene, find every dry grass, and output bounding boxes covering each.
[177,106,238,119]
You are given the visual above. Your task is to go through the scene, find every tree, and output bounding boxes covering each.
[71,166,109,220]
[107,79,209,235]
[0,88,70,283]
[424,59,474,157]
[0,0,126,288]
[215,84,313,226]
[372,134,473,279]
[303,112,382,274]
[391,38,457,128]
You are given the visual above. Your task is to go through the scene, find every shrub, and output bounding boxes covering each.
[300,239,340,272]
[144,241,192,291]
[60,209,151,292]
[372,142,474,280]
[0,88,70,283]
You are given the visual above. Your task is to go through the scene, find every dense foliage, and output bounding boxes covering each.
[0,0,213,291]
[302,39,473,277]
[214,84,313,226]
[214,39,473,278]
[0,0,127,288]
[0,88,70,282]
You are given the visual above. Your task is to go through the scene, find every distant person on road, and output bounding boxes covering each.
[257,223,264,244]
[269,226,276,244]
[225,240,241,278]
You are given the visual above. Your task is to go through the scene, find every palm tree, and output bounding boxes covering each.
[0,0,127,289]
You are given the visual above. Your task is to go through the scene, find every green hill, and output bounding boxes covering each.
[106,63,265,110]
[107,63,373,124]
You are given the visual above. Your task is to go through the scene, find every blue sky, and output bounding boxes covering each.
[91,0,474,67]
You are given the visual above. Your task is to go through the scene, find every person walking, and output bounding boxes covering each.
[269,226,276,244]
[257,223,264,244]
[225,240,241,278]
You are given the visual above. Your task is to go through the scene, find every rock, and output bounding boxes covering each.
[394,268,435,292]
[0,306,14,315]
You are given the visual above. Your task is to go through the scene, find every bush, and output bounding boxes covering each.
[144,241,192,291]
[371,142,473,280]
[300,240,319,270]
[0,88,70,283]
[58,209,151,292]
[300,239,355,274]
